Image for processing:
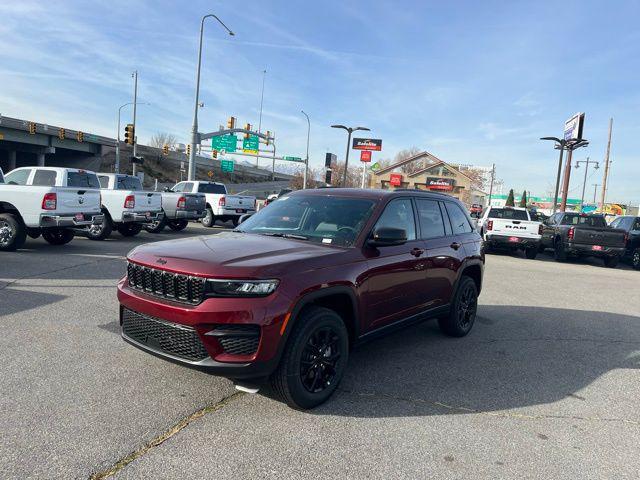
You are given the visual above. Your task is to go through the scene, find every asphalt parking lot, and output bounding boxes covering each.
[1,224,639,479]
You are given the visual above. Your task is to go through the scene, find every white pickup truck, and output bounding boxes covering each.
[88,173,163,240]
[478,206,542,259]
[171,181,256,227]
[0,166,103,251]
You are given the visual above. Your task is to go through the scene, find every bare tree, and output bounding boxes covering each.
[149,132,178,148]
[395,147,422,174]
[461,167,488,192]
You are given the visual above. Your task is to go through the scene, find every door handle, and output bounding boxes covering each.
[410,247,424,257]
[450,242,462,250]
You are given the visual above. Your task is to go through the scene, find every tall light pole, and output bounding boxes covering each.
[188,14,234,181]
[131,71,139,176]
[559,138,588,212]
[331,124,370,187]
[540,136,588,213]
[258,69,267,133]
[301,110,310,189]
[592,183,600,203]
[116,101,149,174]
[574,157,599,211]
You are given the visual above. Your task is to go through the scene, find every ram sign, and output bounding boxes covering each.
[564,112,585,141]
[352,138,382,151]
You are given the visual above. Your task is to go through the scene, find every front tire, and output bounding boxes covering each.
[270,306,349,410]
[632,248,640,270]
[202,207,216,228]
[167,219,189,231]
[117,223,143,237]
[42,229,75,246]
[438,276,478,337]
[0,213,27,252]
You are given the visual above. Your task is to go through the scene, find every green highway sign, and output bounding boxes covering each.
[283,156,303,163]
[221,159,235,173]
[212,134,237,153]
[243,135,259,153]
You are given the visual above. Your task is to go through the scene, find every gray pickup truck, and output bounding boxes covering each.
[540,212,626,267]
[143,186,206,233]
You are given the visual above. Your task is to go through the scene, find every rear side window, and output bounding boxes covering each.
[116,176,143,190]
[374,198,416,241]
[445,202,473,234]
[32,170,57,186]
[561,214,606,228]
[67,171,100,188]
[0,170,4,183]
[487,208,529,220]
[4,169,31,185]
[98,176,110,188]
[416,199,446,239]
[198,183,226,194]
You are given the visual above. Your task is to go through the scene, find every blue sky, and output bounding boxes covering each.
[1,0,639,202]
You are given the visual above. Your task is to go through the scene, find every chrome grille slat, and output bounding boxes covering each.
[127,262,204,305]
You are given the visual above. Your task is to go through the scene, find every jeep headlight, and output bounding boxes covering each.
[206,279,279,297]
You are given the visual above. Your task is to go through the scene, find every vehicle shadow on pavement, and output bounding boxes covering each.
[0,286,67,317]
[312,305,640,417]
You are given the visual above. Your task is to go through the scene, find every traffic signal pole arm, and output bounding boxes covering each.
[200,128,273,142]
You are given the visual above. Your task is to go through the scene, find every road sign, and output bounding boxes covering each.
[283,156,303,163]
[353,138,382,151]
[212,134,237,153]
[207,170,214,178]
[360,151,372,162]
[221,159,235,172]
[243,135,259,153]
[370,161,381,171]
[180,161,185,172]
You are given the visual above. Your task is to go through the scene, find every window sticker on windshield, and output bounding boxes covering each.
[322,238,332,244]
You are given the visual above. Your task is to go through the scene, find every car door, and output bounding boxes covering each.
[443,200,475,278]
[415,198,459,309]
[361,197,428,330]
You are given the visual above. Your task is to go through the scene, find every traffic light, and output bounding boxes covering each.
[265,130,271,146]
[28,122,36,134]
[227,116,236,130]
[76,131,84,143]
[186,144,191,156]
[58,128,65,140]
[244,123,251,139]
[212,149,218,159]
[124,124,135,145]
[162,144,169,155]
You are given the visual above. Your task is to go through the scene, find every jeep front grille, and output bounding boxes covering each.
[127,262,205,305]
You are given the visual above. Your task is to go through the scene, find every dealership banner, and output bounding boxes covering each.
[352,138,382,151]
[564,112,585,141]
[426,177,454,191]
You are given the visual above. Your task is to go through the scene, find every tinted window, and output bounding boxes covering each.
[416,199,445,239]
[116,176,143,190]
[634,218,640,231]
[198,183,226,194]
[487,208,529,220]
[610,217,630,230]
[98,175,110,188]
[4,169,31,185]
[32,170,57,186]
[561,214,607,228]
[67,171,100,188]
[0,170,4,183]
[181,182,194,193]
[445,202,473,234]
[374,198,416,241]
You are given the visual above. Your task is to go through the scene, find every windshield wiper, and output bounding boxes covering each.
[259,232,309,241]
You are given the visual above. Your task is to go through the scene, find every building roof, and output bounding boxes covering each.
[374,151,445,175]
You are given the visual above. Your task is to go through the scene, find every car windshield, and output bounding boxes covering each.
[67,171,100,188]
[561,214,607,227]
[487,208,529,220]
[198,183,226,194]
[236,194,376,247]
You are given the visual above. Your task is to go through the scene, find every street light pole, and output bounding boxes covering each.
[540,136,588,213]
[540,136,565,214]
[301,110,310,189]
[131,71,138,176]
[331,124,370,187]
[258,69,267,133]
[560,139,588,212]
[575,157,599,211]
[116,101,150,174]
[188,14,234,181]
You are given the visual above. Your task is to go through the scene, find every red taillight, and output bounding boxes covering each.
[177,196,187,209]
[568,226,575,240]
[538,224,543,235]
[487,220,493,231]
[219,197,226,207]
[41,192,57,210]
[124,194,135,209]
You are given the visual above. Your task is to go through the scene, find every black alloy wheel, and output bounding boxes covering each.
[438,276,478,337]
[300,327,342,394]
[632,249,640,270]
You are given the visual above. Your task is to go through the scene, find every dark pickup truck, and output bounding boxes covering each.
[609,215,640,270]
[540,212,626,267]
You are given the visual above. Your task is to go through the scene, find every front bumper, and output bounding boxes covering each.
[175,209,206,220]
[565,242,625,257]
[117,279,292,380]
[122,211,164,224]
[486,234,540,248]
[40,212,104,228]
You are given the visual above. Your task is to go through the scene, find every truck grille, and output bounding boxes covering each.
[121,308,209,362]
[127,262,205,305]
[208,324,261,356]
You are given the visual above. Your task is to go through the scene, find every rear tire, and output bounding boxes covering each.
[525,248,538,260]
[117,223,143,237]
[143,214,167,233]
[553,239,567,262]
[0,213,27,252]
[604,255,620,268]
[42,228,75,246]
[632,248,640,270]
[270,306,349,410]
[86,210,113,241]
[438,276,478,337]
[231,217,239,227]
[167,219,189,231]
[202,207,216,228]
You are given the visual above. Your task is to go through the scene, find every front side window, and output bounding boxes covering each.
[238,195,376,247]
[416,199,445,239]
[374,198,417,241]
[445,202,473,234]
[32,170,57,186]
[181,182,194,193]
[67,171,100,188]
[4,169,31,185]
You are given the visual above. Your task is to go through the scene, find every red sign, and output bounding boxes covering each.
[360,151,372,162]
[389,173,403,186]
[352,138,382,151]
[426,177,454,191]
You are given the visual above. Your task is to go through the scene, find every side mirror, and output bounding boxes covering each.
[238,213,253,224]
[367,227,407,247]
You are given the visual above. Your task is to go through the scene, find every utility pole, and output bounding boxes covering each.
[592,183,600,203]
[131,71,138,176]
[599,118,613,212]
[487,163,495,207]
[575,157,599,211]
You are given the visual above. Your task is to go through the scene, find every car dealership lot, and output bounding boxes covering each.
[1,227,639,479]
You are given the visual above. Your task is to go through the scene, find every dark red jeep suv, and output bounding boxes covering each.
[118,188,484,409]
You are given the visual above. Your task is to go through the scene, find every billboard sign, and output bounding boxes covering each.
[564,112,585,141]
[426,177,455,191]
[389,173,403,186]
[360,151,372,162]
[352,138,382,151]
